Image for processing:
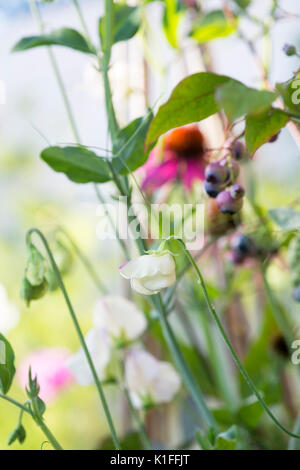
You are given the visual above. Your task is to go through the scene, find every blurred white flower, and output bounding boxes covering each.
[66,328,111,386]
[0,284,20,334]
[119,253,176,295]
[93,295,147,345]
[125,349,181,409]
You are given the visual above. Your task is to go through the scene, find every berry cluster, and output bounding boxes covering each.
[204,141,246,215]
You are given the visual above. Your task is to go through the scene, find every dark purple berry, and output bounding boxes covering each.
[231,141,248,161]
[216,190,243,214]
[230,184,245,200]
[293,285,300,302]
[204,180,222,198]
[283,44,297,57]
[231,233,254,256]
[205,162,228,184]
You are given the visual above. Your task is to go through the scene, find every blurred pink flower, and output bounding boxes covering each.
[17,348,73,402]
[141,125,207,192]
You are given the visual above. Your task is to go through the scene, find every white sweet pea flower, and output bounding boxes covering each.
[93,296,147,345]
[119,253,176,295]
[125,349,181,409]
[66,328,111,385]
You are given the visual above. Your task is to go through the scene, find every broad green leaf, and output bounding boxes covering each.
[233,0,251,9]
[12,28,95,54]
[238,396,264,429]
[276,73,300,115]
[190,10,238,43]
[41,146,111,184]
[112,113,153,174]
[0,334,15,395]
[268,208,300,231]
[215,425,237,450]
[99,4,141,50]
[163,0,185,49]
[0,341,5,364]
[216,80,277,121]
[146,72,230,145]
[245,108,289,155]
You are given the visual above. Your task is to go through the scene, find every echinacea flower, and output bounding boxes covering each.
[66,328,112,385]
[119,253,176,295]
[17,348,73,402]
[93,295,147,345]
[125,348,181,409]
[141,125,207,192]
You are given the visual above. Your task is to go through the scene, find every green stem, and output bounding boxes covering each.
[0,394,63,450]
[29,0,81,144]
[26,228,121,450]
[71,0,90,40]
[57,225,109,293]
[179,239,300,439]
[93,185,130,261]
[102,0,119,142]
[152,294,217,431]
[122,385,152,450]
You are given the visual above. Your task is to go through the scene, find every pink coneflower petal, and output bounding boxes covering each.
[183,159,206,190]
[141,160,179,191]
[17,348,73,402]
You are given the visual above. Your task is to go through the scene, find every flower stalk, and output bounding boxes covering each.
[26,228,121,450]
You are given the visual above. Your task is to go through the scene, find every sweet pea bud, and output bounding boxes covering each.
[7,424,26,446]
[20,277,48,307]
[283,44,297,57]
[25,243,47,287]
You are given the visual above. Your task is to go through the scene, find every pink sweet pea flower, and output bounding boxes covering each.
[17,348,73,402]
[141,125,207,192]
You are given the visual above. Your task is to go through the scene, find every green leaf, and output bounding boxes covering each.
[268,208,300,231]
[163,0,185,49]
[232,0,251,9]
[112,113,153,173]
[238,396,264,429]
[12,28,95,54]
[0,334,15,395]
[190,10,238,43]
[146,72,230,145]
[216,80,277,121]
[245,108,289,155]
[99,4,141,49]
[8,424,26,446]
[276,73,300,115]
[215,426,237,450]
[41,146,111,184]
